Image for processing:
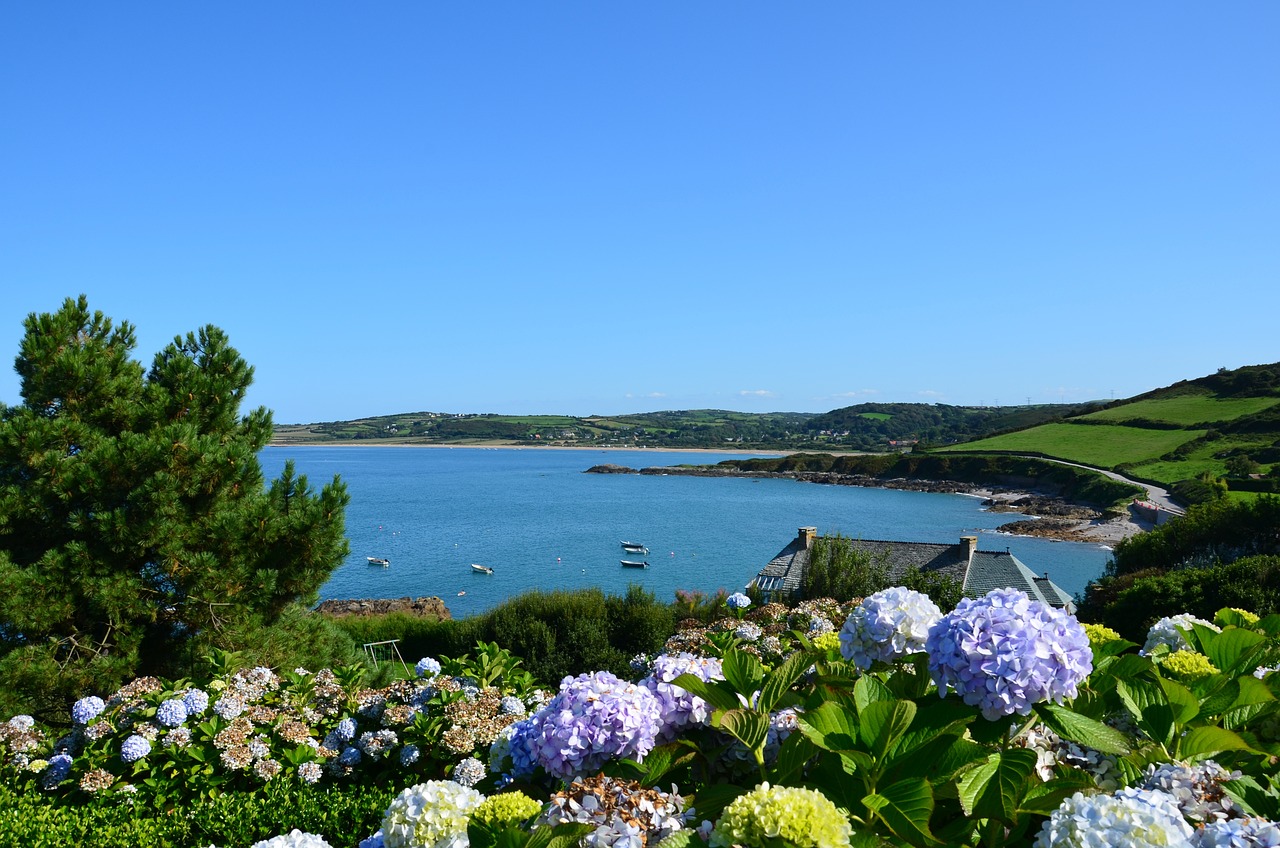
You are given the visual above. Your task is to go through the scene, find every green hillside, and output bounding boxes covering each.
[936,363,1280,500]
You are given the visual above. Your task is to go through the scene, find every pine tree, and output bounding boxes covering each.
[0,296,350,718]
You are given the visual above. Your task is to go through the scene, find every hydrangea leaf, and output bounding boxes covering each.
[1201,627,1268,677]
[853,675,895,714]
[1178,726,1259,760]
[669,673,740,714]
[1032,702,1132,756]
[875,776,943,848]
[718,708,770,754]
[858,699,917,760]
[721,650,764,696]
[758,648,813,715]
[797,700,860,753]
[956,748,1038,823]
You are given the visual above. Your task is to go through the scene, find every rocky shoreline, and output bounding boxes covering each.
[315,596,452,619]
[585,464,1147,545]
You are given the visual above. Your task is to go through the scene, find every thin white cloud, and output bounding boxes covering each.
[625,392,667,399]
[829,389,879,399]
[739,389,775,398]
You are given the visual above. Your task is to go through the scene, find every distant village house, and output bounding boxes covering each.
[748,526,1074,612]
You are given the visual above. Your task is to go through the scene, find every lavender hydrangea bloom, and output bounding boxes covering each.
[726,592,752,611]
[513,671,662,780]
[155,698,189,728]
[1196,817,1280,848]
[120,734,151,763]
[71,696,106,725]
[415,657,442,679]
[181,689,210,717]
[640,653,725,742]
[1142,614,1220,656]
[1035,788,1194,847]
[840,586,942,669]
[1141,760,1241,824]
[926,588,1093,721]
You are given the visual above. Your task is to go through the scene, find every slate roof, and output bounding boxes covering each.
[748,528,1075,611]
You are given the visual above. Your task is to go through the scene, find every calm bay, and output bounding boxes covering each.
[260,446,1112,619]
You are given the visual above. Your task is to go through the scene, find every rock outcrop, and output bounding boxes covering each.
[315,596,451,620]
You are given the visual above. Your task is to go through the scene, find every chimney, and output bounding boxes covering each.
[960,535,978,558]
[799,526,817,549]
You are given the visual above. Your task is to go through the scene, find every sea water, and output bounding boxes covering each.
[260,446,1112,619]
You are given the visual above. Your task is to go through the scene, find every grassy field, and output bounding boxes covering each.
[1075,393,1280,426]
[858,412,893,421]
[936,422,1206,469]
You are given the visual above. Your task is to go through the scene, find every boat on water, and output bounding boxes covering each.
[471,563,494,574]
[620,541,649,554]
[366,557,390,567]
[620,560,649,568]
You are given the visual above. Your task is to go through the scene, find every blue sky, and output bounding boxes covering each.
[2,4,1276,423]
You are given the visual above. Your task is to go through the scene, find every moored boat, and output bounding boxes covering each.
[471,563,494,574]
[620,559,649,568]
[366,557,390,567]
[620,541,649,554]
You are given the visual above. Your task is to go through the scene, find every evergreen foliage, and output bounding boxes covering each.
[0,296,351,720]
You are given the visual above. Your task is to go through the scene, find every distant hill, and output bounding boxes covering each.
[936,363,1280,502]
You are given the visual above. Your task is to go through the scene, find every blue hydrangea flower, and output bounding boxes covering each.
[512,671,662,780]
[1197,817,1280,847]
[335,717,357,742]
[500,695,527,716]
[155,698,189,728]
[453,756,486,787]
[71,696,106,725]
[399,744,420,767]
[120,734,151,763]
[726,592,752,611]
[181,688,210,717]
[42,752,73,787]
[1034,788,1194,847]
[926,588,1093,721]
[213,694,244,719]
[414,657,442,679]
[840,586,942,669]
[734,622,763,642]
[339,746,362,767]
[640,653,725,742]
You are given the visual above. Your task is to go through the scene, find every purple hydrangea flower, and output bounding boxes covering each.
[840,586,942,669]
[155,698,189,728]
[640,653,725,742]
[926,588,1093,721]
[71,696,106,725]
[512,671,663,780]
[120,734,151,763]
[181,688,210,717]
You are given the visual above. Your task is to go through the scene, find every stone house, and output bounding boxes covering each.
[748,526,1075,612]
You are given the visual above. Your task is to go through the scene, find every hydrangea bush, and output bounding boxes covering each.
[9,593,1280,848]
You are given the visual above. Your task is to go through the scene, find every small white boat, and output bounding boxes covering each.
[620,541,649,554]
[620,560,649,568]
[471,563,494,574]
[367,557,390,567]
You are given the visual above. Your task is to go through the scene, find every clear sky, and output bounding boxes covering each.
[2,4,1276,423]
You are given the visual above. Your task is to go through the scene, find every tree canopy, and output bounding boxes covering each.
[0,296,350,718]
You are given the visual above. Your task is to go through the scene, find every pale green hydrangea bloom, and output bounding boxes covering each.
[1157,650,1220,684]
[382,780,484,848]
[1082,623,1122,646]
[811,631,841,653]
[710,782,850,848]
[470,791,544,830]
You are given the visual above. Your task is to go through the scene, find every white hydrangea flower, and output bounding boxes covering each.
[381,780,484,848]
[250,830,334,848]
[1141,614,1219,656]
[840,587,941,669]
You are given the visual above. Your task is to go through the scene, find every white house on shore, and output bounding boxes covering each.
[748,526,1075,612]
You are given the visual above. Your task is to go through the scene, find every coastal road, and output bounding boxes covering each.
[1015,455,1186,517]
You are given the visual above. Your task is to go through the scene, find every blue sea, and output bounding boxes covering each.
[259,447,1113,619]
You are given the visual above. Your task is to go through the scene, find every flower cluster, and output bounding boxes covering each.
[1034,788,1195,847]
[1140,760,1241,824]
[539,774,687,847]
[1197,817,1280,847]
[471,791,543,830]
[840,586,941,669]
[639,653,724,741]
[726,592,752,611]
[926,588,1093,720]
[380,780,484,848]
[1019,724,1119,790]
[251,830,334,848]
[510,672,662,780]
[416,657,442,679]
[1142,614,1219,656]
[1157,651,1221,684]
[709,782,850,848]
[71,696,106,726]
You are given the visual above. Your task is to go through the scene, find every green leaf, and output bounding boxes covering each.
[853,675,895,713]
[1202,627,1267,676]
[876,776,942,848]
[1019,771,1100,815]
[722,649,765,695]
[670,673,742,713]
[758,648,813,714]
[719,709,770,753]
[798,701,861,753]
[1222,776,1280,820]
[767,731,819,784]
[859,699,917,760]
[956,748,1038,823]
[1117,679,1175,747]
[1160,677,1202,725]
[1033,703,1132,756]
[1178,726,1258,760]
